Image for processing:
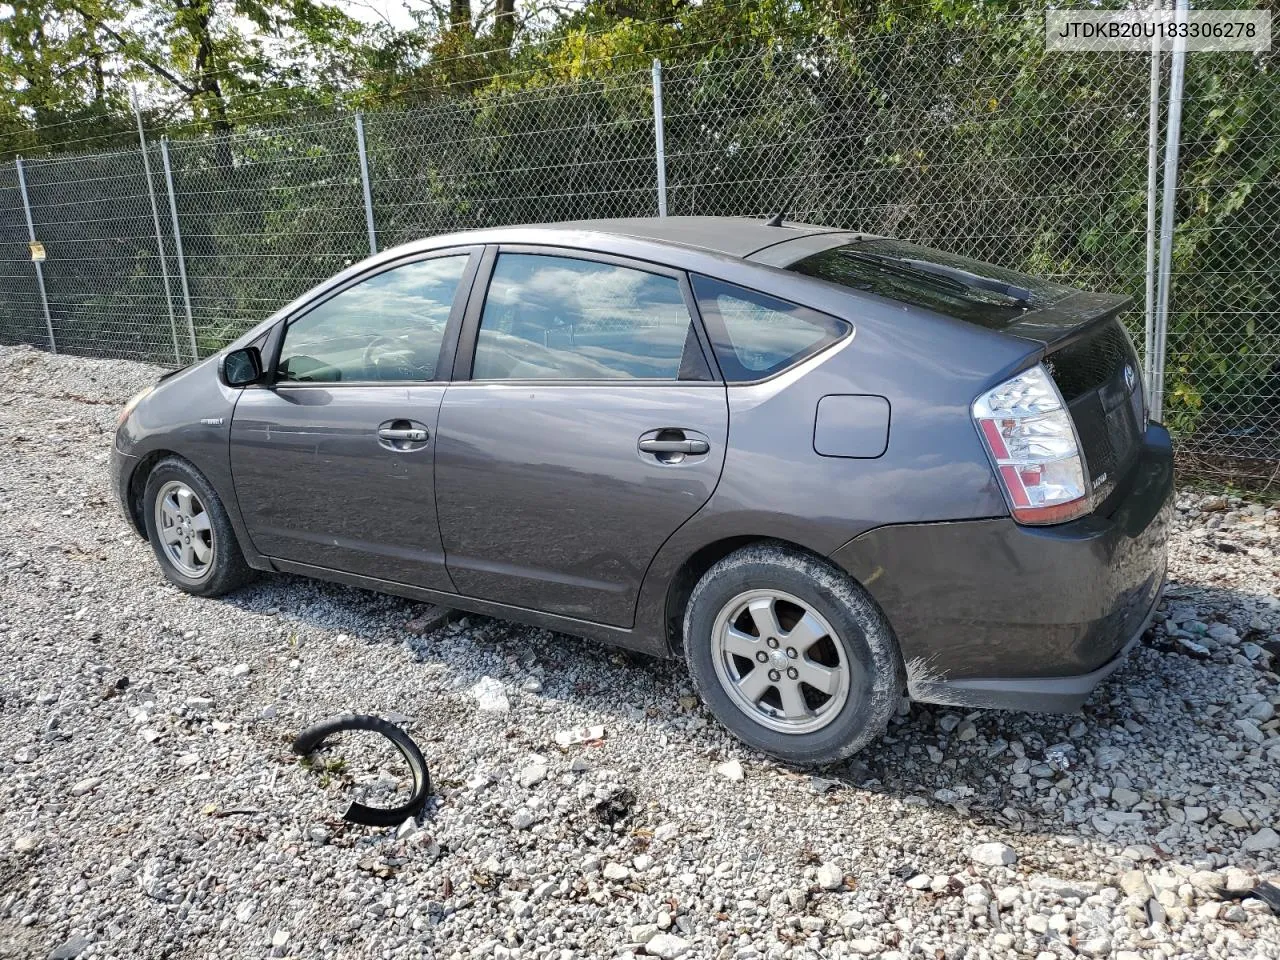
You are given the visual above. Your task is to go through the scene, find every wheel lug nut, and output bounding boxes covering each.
[768,669,781,682]
[787,667,799,680]
[767,637,779,649]
[786,647,798,659]
[755,651,768,663]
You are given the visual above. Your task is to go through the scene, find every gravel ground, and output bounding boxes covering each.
[1,342,1278,960]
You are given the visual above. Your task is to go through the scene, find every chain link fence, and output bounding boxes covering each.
[1166,46,1279,477]
[659,34,1155,314]
[0,16,1275,481]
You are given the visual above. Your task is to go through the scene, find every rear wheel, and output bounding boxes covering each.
[683,543,902,765]
[142,457,254,597]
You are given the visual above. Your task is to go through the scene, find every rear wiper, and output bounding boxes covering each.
[839,250,1033,306]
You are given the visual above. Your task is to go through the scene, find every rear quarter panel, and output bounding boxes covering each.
[634,276,1037,647]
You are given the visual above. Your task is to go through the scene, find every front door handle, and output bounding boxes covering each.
[638,438,709,455]
[378,427,428,442]
[377,419,431,452]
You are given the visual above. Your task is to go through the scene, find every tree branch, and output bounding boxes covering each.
[66,2,200,97]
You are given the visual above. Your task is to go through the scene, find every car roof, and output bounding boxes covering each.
[544,216,851,260]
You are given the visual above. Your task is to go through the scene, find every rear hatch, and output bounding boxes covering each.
[1022,296,1146,506]
[777,236,1146,506]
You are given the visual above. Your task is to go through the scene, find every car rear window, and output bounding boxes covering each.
[691,276,849,381]
[787,239,1076,330]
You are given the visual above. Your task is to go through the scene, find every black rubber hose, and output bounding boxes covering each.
[1252,881,1280,913]
[292,713,431,827]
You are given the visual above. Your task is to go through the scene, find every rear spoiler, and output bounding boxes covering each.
[1002,290,1134,349]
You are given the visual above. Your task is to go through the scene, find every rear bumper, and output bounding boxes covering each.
[905,575,1163,712]
[829,422,1174,713]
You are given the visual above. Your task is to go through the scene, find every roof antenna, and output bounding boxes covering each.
[764,190,797,227]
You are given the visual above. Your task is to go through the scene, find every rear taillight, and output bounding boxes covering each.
[972,364,1090,525]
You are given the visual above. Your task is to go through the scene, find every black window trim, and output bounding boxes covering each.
[689,273,854,385]
[265,245,483,388]
[451,243,720,386]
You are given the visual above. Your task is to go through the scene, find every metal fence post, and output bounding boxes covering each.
[14,156,56,354]
[159,137,199,360]
[1142,30,1162,397]
[133,88,183,365]
[1152,0,1188,423]
[355,112,378,255]
[652,59,668,217]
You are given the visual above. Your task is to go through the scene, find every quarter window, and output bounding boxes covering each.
[472,254,704,380]
[691,276,849,381]
[276,255,470,383]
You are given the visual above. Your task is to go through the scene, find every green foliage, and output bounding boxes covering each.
[1165,47,1279,447]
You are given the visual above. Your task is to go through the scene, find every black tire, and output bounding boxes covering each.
[682,542,903,765]
[141,456,255,598]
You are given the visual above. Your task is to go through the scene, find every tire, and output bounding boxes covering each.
[141,456,255,598]
[682,542,903,765]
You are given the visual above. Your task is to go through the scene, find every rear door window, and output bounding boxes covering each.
[690,276,849,382]
[472,253,709,381]
[786,239,1075,330]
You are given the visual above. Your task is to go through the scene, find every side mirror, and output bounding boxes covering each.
[221,347,263,387]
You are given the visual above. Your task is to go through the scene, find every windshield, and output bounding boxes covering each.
[787,239,1077,330]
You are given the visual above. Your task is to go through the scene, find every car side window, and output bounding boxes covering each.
[276,255,470,383]
[472,253,705,381]
[691,275,850,382]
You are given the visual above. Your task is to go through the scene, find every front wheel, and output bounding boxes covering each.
[682,543,903,765]
[142,457,254,597]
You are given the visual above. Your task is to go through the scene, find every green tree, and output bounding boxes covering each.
[0,0,129,152]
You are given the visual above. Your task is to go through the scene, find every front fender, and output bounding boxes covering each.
[113,358,268,569]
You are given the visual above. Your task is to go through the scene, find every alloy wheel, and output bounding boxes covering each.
[710,589,855,734]
[154,480,215,579]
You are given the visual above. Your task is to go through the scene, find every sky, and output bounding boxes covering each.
[334,0,422,31]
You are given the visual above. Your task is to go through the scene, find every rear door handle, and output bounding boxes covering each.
[637,429,712,464]
[638,438,709,455]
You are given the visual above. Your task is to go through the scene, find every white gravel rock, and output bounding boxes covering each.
[471,676,510,712]
[644,932,690,958]
[602,862,629,881]
[1244,828,1280,852]
[846,939,884,955]
[630,922,659,943]
[0,345,1278,960]
[816,861,845,890]
[517,761,548,788]
[68,777,100,797]
[1111,786,1141,808]
[714,758,744,780]
[970,841,1017,866]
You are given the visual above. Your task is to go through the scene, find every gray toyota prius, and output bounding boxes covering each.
[111,216,1172,763]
